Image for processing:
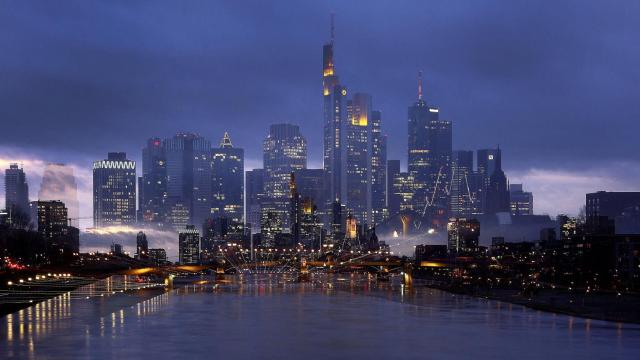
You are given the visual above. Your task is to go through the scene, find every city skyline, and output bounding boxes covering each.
[0,4,638,222]
[2,4,640,357]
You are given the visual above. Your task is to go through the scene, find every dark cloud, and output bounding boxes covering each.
[1,0,639,212]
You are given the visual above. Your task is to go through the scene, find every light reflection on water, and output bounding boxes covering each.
[1,273,639,359]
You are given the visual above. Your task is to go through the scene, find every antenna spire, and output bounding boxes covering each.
[418,70,423,100]
[330,13,335,44]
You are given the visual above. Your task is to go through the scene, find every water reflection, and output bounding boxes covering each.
[1,273,639,359]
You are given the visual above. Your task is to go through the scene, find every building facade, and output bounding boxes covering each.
[178,225,200,264]
[211,132,244,223]
[263,124,307,229]
[93,153,136,227]
[4,163,30,216]
[164,133,212,226]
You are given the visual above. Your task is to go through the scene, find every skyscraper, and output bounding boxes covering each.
[484,150,510,215]
[178,225,200,264]
[447,218,480,255]
[211,132,244,223]
[294,168,327,211]
[35,200,79,257]
[245,168,265,234]
[370,110,387,225]
[322,15,348,204]
[93,152,136,227]
[136,231,148,259]
[38,163,80,227]
[263,124,307,229]
[386,160,401,217]
[407,73,452,226]
[36,200,68,242]
[4,163,29,216]
[450,151,474,218]
[139,138,167,225]
[509,184,533,216]
[164,133,212,226]
[345,93,372,224]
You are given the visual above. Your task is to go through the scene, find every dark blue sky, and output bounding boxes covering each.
[1,0,640,216]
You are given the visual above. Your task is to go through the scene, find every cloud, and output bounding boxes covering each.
[0,146,93,229]
[508,162,640,216]
[82,226,179,261]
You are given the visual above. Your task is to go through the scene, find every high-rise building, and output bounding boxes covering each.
[93,152,136,227]
[509,184,533,216]
[345,93,372,225]
[35,200,79,256]
[38,163,80,227]
[148,248,167,266]
[139,138,167,225]
[450,151,474,218]
[245,168,265,234]
[476,148,501,213]
[164,133,212,226]
[586,191,640,234]
[36,200,68,242]
[407,73,451,226]
[4,163,29,216]
[263,124,307,229]
[447,218,480,255]
[294,168,326,212]
[386,160,401,217]
[211,132,244,223]
[178,225,200,264]
[322,15,348,204]
[370,110,387,225]
[484,151,510,215]
[136,231,148,259]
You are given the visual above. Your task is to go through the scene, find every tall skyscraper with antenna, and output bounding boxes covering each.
[407,72,452,227]
[323,14,348,206]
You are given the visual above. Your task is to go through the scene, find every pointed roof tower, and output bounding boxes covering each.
[220,132,233,148]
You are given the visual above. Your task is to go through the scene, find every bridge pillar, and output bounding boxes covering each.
[164,274,174,288]
[402,264,413,288]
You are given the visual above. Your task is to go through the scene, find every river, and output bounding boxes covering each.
[1,274,639,359]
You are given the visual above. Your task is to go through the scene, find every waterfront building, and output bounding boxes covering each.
[509,184,533,216]
[179,225,200,264]
[93,152,136,227]
[4,163,29,216]
[38,163,80,227]
[148,248,167,266]
[164,133,212,226]
[139,138,167,226]
[211,132,244,223]
[447,218,480,255]
[136,231,148,259]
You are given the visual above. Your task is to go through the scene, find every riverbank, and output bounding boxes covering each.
[423,283,640,324]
